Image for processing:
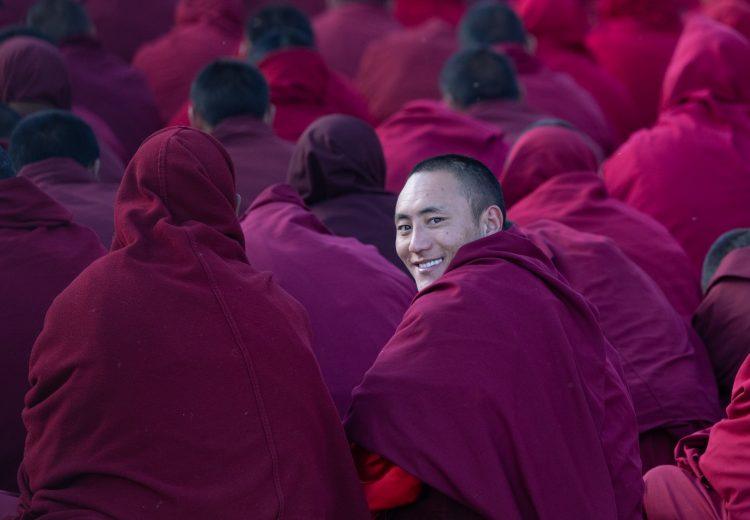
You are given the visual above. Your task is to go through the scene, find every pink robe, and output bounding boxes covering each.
[241,184,415,415]
[16,128,369,518]
[377,100,508,193]
[313,2,401,79]
[603,16,750,271]
[0,177,104,494]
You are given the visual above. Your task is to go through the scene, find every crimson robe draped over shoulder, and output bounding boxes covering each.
[241,184,414,415]
[16,128,368,519]
[0,177,104,494]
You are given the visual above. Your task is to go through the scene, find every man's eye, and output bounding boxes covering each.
[428,217,444,224]
[397,224,412,232]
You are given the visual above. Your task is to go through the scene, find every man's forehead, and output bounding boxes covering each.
[395,170,468,218]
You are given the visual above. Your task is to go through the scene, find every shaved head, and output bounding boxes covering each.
[702,228,750,291]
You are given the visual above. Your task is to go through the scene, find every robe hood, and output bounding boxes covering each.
[259,48,329,107]
[516,0,590,47]
[0,36,71,108]
[175,0,245,34]
[0,176,73,228]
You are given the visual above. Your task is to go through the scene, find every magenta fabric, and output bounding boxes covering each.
[345,227,643,519]
[694,247,750,406]
[132,0,244,121]
[71,107,126,184]
[393,0,467,27]
[18,158,118,247]
[522,220,720,470]
[241,183,414,415]
[0,491,18,520]
[16,127,368,518]
[287,114,402,268]
[356,19,457,123]
[313,2,401,79]
[643,465,725,519]
[378,100,507,193]
[0,0,34,26]
[603,16,750,271]
[257,48,373,142]
[61,35,162,158]
[516,0,640,140]
[466,99,553,148]
[210,115,293,212]
[705,0,750,39]
[504,125,701,317]
[0,177,104,494]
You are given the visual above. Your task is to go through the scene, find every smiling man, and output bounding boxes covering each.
[345,154,644,519]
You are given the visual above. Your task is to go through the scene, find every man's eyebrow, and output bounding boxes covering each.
[395,206,444,221]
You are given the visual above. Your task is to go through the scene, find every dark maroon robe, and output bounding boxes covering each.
[18,158,117,247]
[287,114,403,269]
[241,184,415,416]
[210,115,293,212]
[0,177,104,494]
[694,247,750,406]
[466,98,553,148]
[16,128,368,518]
[0,0,34,27]
[346,227,644,519]
[313,1,401,79]
[60,35,162,158]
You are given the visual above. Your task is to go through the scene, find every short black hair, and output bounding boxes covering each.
[702,228,750,292]
[0,146,15,179]
[0,103,21,138]
[0,25,52,45]
[246,5,314,62]
[26,0,93,44]
[10,109,99,170]
[190,59,269,126]
[459,1,527,48]
[440,47,520,108]
[410,154,509,226]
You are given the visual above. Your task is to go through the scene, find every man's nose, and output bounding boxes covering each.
[409,226,431,254]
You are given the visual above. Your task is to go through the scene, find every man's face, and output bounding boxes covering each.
[395,170,484,290]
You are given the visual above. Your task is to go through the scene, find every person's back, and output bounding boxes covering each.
[16,127,369,518]
[603,16,750,271]
[189,59,292,211]
[313,0,401,78]
[133,0,244,121]
[28,0,163,158]
[0,148,104,494]
[241,184,414,415]
[11,110,117,247]
[504,124,701,318]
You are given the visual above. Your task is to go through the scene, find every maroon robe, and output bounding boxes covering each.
[210,115,293,212]
[0,177,104,494]
[504,125,701,317]
[16,127,368,518]
[313,2,401,79]
[132,0,244,121]
[603,16,750,271]
[18,158,117,247]
[705,0,750,39]
[522,220,720,472]
[0,0,34,27]
[393,0,467,27]
[466,98,553,148]
[356,19,457,123]
[287,114,403,269]
[377,100,508,193]
[60,34,162,158]
[346,227,643,519]
[241,184,415,416]
[694,247,750,406]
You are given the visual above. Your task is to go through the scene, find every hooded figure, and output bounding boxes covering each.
[288,115,402,268]
[133,0,245,121]
[504,125,701,318]
[603,16,750,271]
[15,127,369,519]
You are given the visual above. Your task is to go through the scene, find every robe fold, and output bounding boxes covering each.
[0,177,104,494]
[16,127,368,519]
[377,100,507,193]
[241,184,414,415]
[287,114,403,269]
[393,0,467,27]
[705,0,750,39]
[18,158,118,247]
[603,16,750,271]
[504,125,701,317]
[465,98,552,148]
[313,2,401,79]
[132,0,244,121]
[694,247,750,406]
[345,227,643,519]
[210,114,293,212]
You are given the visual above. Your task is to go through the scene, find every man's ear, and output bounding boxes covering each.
[89,158,101,181]
[481,205,504,236]
[235,193,243,217]
[443,93,461,111]
[238,38,250,59]
[189,106,212,133]
[263,104,276,126]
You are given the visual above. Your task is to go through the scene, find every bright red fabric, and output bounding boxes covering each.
[377,100,507,193]
[393,0,467,27]
[0,177,104,494]
[504,125,701,317]
[603,16,750,271]
[16,127,369,518]
[351,445,422,512]
[643,465,725,519]
[132,0,244,121]
[313,2,401,79]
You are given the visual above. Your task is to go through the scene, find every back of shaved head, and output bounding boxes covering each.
[702,228,750,291]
